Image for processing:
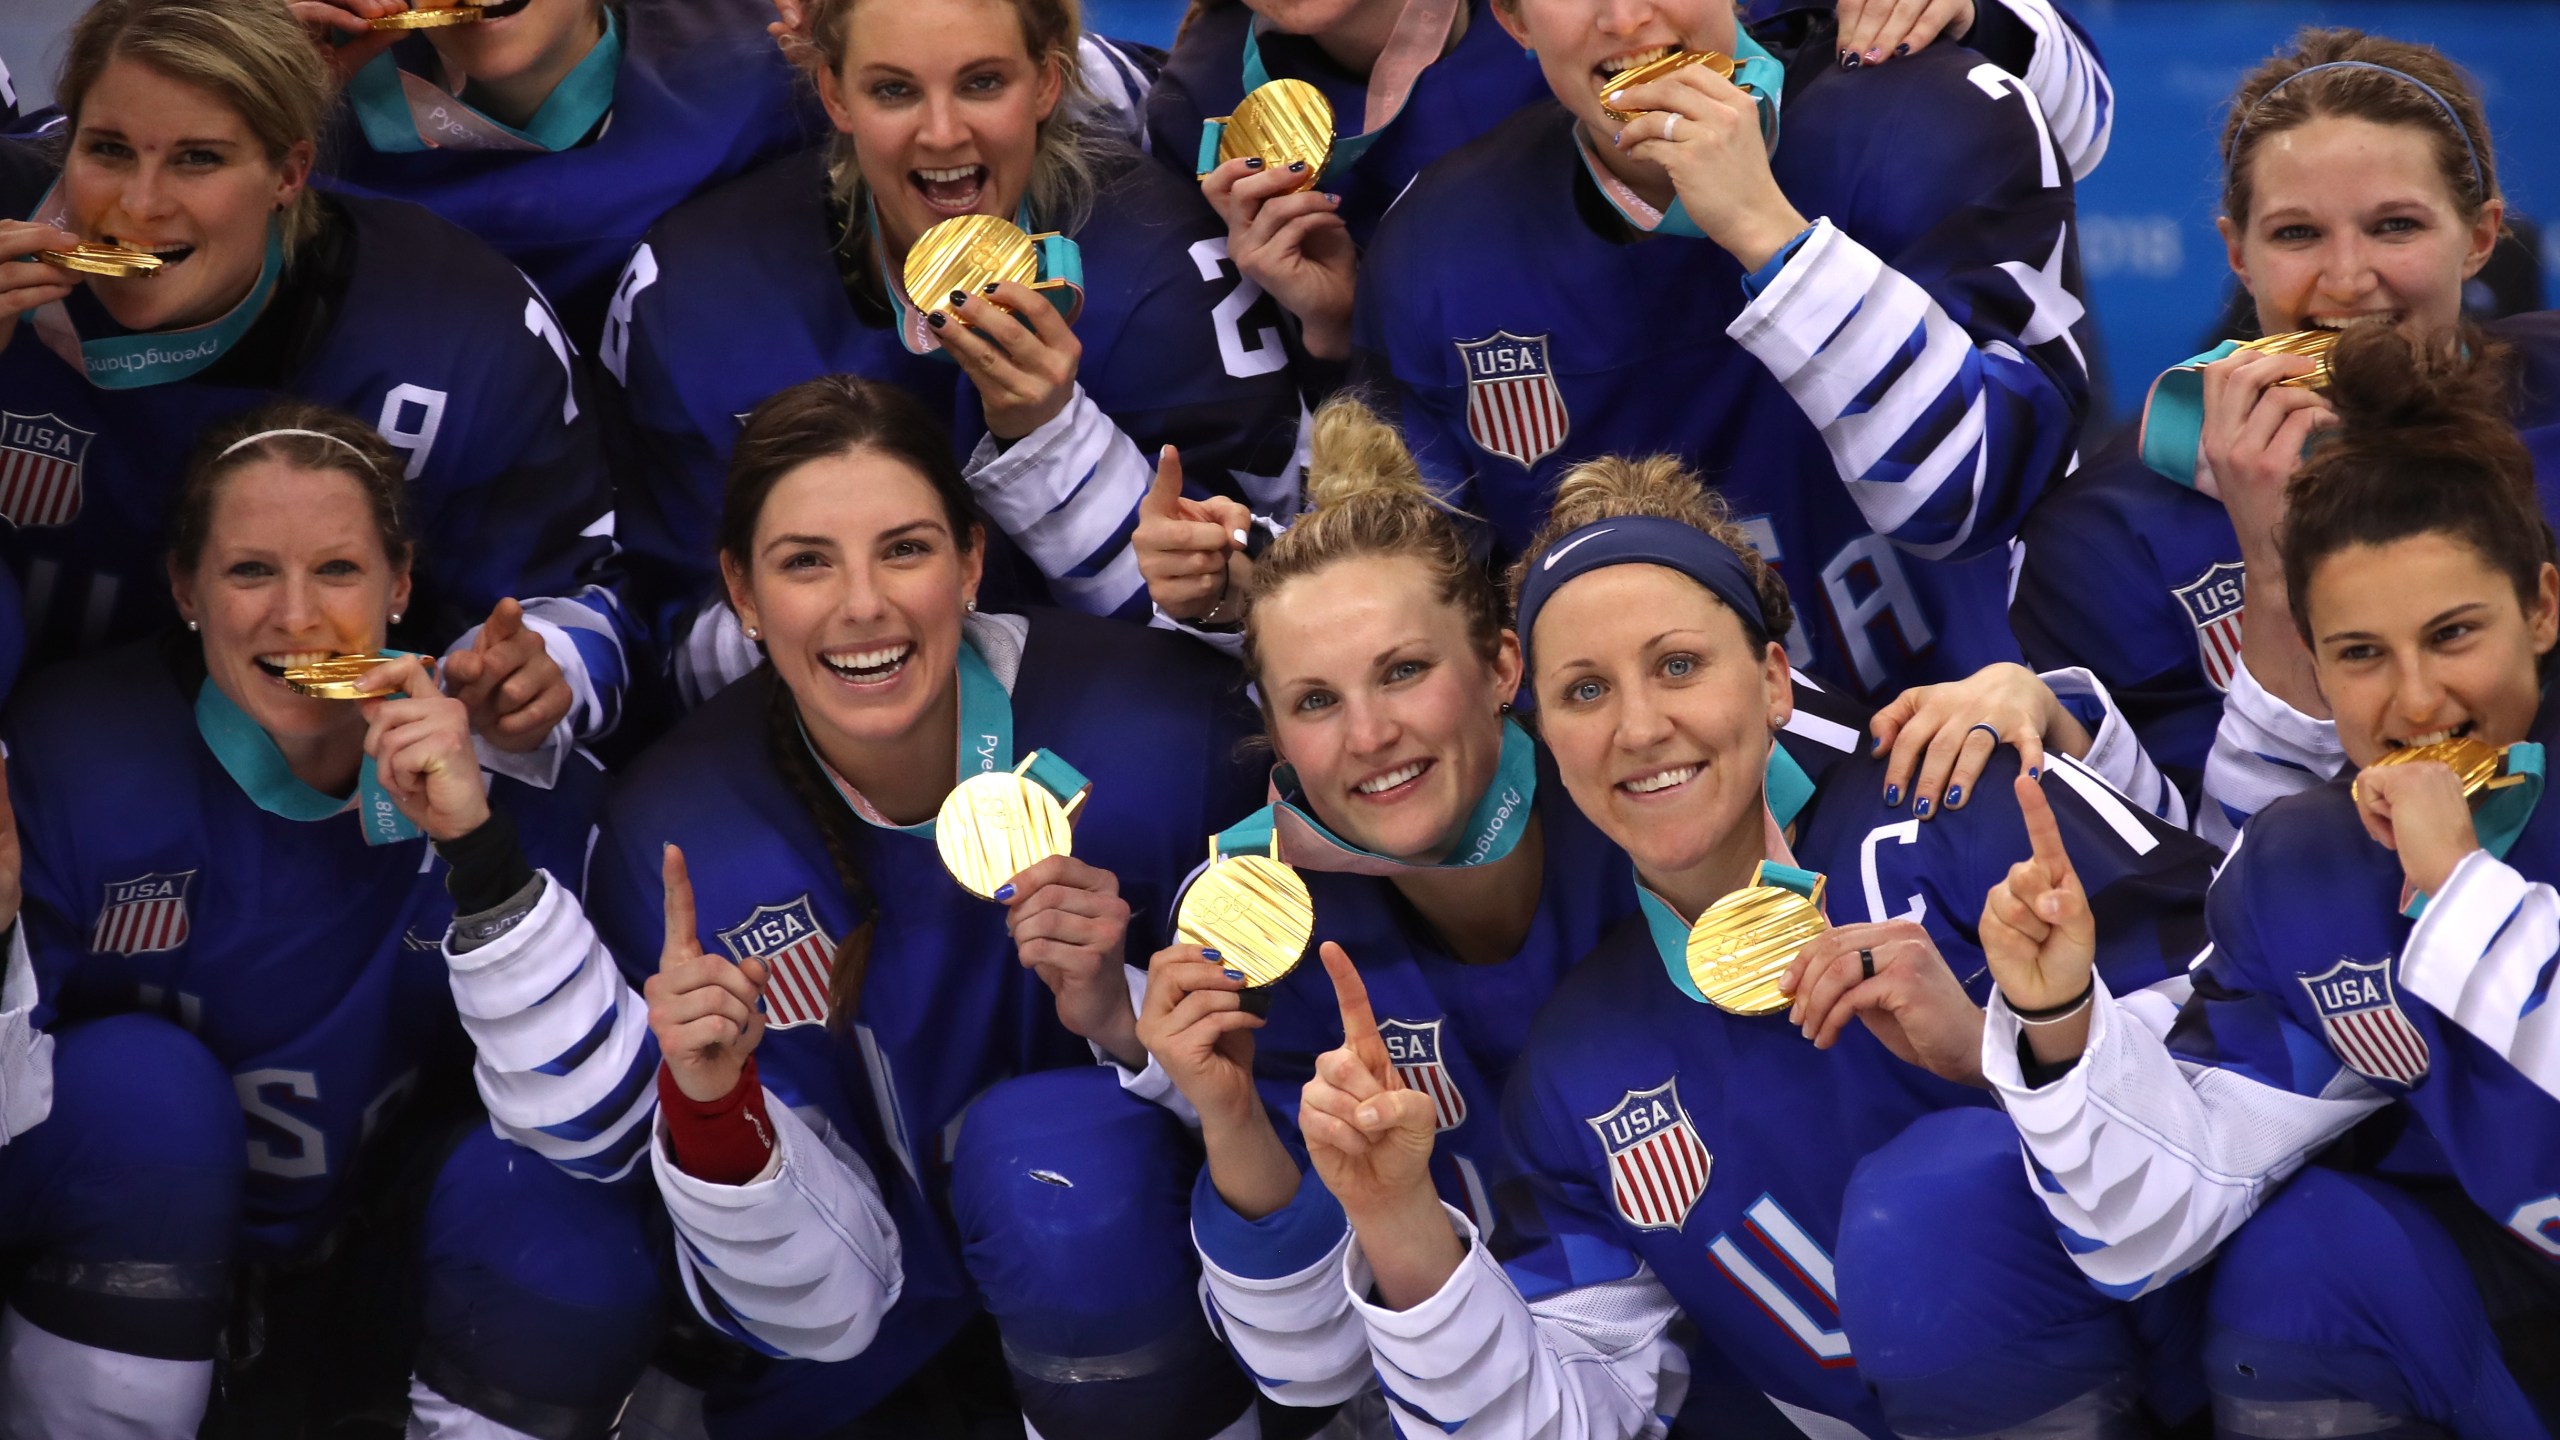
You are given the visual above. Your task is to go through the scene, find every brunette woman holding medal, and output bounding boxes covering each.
[445,375,1281,1439]
[1325,0,2092,707]
[293,0,817,347]
[1260,460,2222,1437]
[1979,326,2560,1438]
[0,400,659,1439]
[2013,29,2560,844]
[0,0,626,773]
[1143,0,2106,386]
[602,0,1300,711]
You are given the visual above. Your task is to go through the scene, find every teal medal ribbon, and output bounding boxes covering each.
[195,667,422,848]
[2135,341,2245,488]
[1638,860,1823,1002]
[805,636,1089,838]
[1199,26,1397,183]
[25,184,283,389]
[1578,30,1785,239]
[2400,743,2544,919]
[1216,717,1540,878]
[349,8,622,154]
[871,198,1084,361]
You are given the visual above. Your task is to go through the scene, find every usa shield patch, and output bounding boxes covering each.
[1587,1079,1714,1232]
[719,896,837,1029]
[1456,332,1569,469]
[91,871,196,955]
[0,411,93,528]
[2172,562,2246,692]
[1380,1018,1467,1131]
[2301,957,2431,1087]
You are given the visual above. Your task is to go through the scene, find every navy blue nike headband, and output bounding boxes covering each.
[1514,516,1769,660]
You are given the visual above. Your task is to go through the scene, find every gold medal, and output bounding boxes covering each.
[902,214,1070,321]
[1213,79,1334,191]
[2352,735,2526,807]
[935,755,1082,899]
[1175,842,1314,987]
[281,653,405,700]
[1685,865,1828,1016]
[2233,328,2343,390]
[369,3,485,29]
[1598,49,1737,124]
[38,243,164,279]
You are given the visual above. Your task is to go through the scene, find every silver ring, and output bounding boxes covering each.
[1664,112,1680,140]
[1859,948,1875,981]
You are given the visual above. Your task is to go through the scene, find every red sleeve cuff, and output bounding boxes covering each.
[659,1055,778,1186]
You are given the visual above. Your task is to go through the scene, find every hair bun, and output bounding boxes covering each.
[1304,396,1433,513]
[2322,322,2512,443]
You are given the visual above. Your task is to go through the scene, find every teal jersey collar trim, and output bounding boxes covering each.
[350,8,623,154]
[195,668,421,847]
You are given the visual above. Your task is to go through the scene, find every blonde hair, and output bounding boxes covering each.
[798,0,1104,245]
[1511,456,1795,648]
[57,0,329,253]
[1242,396,1506,683]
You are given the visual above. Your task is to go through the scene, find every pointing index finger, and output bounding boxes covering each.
[661,843,700,971]
[1318,941,1397,1083]
[2014,774,2072,883]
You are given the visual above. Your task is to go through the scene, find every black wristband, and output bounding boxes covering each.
[2015,1032,2082,1089]
[437,807,534,916]
[2003,974,2097,1024]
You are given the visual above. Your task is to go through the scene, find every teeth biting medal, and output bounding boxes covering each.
[37,242,165,278]
[1599,49,1736,124]
[281,654,407,700]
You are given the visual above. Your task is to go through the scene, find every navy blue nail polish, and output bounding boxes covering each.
[1884,784,1902,807]
[2027,765,2042,779]
[1894,42,1910,55]
[1288,160,1308,173]
[926,311,946,329]
[982,281,1000,295]
[993,883,1015,902]
[1914,796,1933,818]
[1244,156,1265,169]
[949,290,970,307]
[1839,49,1861,69]
[1201,949,1222,961]
[1222,967,1247,982]
[1946,784,1964,807]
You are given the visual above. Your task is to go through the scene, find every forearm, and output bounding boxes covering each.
[1201,1102,1303,1220]
[1344,1185,1469,1313]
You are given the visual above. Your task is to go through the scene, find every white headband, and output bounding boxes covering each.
[216,427,380,473]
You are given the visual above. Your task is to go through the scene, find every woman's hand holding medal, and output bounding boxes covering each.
[356,654,490,843]
[647,844,771,1105]
[1000,853,1144,1067]
[1200,156,1355,362]
[1302,942,1463,1309]
[1782,920,1985,1085]
[934,280,1083,441]
[0,221,86,353]
[1605,63,1808,270]
[2200,347,2338,713]
[1138,943,1315,1219]
[2352,757,2483,900]
[443,598,573,754]
[1980,776,2098,1065]
[289,0,405,85]
[1135,447,1255,624]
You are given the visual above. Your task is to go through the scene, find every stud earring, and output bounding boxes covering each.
[966,597,978,614]
[744,625,761,641]
[186,620,200,633]
[389,612,403,625]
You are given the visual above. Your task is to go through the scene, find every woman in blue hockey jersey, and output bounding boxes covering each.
[603,0,1302,707]
[2013,28,2560,842]
[1334,0,2095,705]
[450,374,1281,1439]
[0,0,621,757]
[1274,458,2222,1436]
[0,400,655,1439]
[296,0,817,346]
[1983,325,2560,1438]
[1145,0,2106,381]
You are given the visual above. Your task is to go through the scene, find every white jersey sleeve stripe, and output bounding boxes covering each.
[2402,850,2560,1101]
[962,385,1150,617]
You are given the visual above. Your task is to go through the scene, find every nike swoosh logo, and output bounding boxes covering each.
[1542,527,1614,570]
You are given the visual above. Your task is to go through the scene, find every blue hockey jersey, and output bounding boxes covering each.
[0,141,629,737]
[585,611,1267,1434]
[2012,312,2560,812]
[323,0,820,345]
[1144,0,1550,246]
[601,145,1304,653]
[1352,36,2090,700]
[1481,747,2214,1432]
[2,640,605,1259]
